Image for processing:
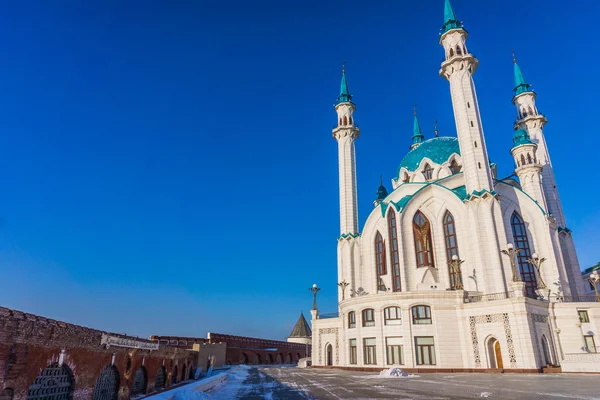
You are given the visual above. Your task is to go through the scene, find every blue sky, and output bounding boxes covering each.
[0,0,598,341]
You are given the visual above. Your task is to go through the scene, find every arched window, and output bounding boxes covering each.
[443,211,462,289]
[384,306,402,325]
[510,212,536,297]
[529,106,535,116]
[348,311,356,328]
[343,116,348,125]
[349,116,353,125]
[413,211,435,268]
[456,45,462,55]
[93,365,119,400]
[520,154,526,166]
[422,163,433,181]
[522,108,528,118]
[27,363,74,400]
[339,118,342,126]
[402,172,409,183]
[411,305,432,324]
[155,366,166,391]
[362,308,375,327]
[449,48,454,58]
[527,153,533,164]
[388,209,401,291]
[462,45,467,54]
[172,365,178,385]
[181,363,187,382]
[375,232,387,279]
[449,159,461,174]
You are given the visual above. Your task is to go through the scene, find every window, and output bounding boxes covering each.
[386,337,404,365]
[456,45,462,55]
[384,307,402,326]
[478,162,481,169]
[388,209,401,291]
[449,160,461,174]
[348,311,356,329]
[470,121,474,127]
[363,338,377,365]
[584,335,596,353]
[511,212,536,297]
[413,211,435,268]
[578,310,590,323]
[362,309,375,327]
[349,339,357,364]
[474,141,478,148]
[375,232,387,277]
[343,116,348,125]
[443,211,462,289]
[449,48,454,58]
[422,163,433,181]
[415,337,436,365]
[412,305,432,324]
[402,172,409,183]
[467,102,471,108]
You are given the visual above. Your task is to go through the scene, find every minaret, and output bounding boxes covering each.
[511,55,585,296]
[411,107,424,150]
[511,55,566,227]
[332,67,360,236]
[510,129,547,208]
[439,0,493,195]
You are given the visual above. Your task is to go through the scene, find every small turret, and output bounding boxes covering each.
[410,107,424,150]
[287,312,312,345]
[374,176,388,207]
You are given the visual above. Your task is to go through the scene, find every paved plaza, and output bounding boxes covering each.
[208,366,600,399]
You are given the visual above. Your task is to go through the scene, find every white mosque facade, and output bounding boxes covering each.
[310,0,600,373]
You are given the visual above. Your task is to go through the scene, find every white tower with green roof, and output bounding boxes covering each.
[438,0,493,195]
[512,58,585,296]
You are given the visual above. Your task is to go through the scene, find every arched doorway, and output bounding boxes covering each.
[326,344,333,366]
[267,354,274,364]
[92,365,120,400]
[541,335,552,365]
[27,362,74,400]
[181,364,187,382]
[254,353,262,365]
[131,366,147,396]
[486,338,503,369]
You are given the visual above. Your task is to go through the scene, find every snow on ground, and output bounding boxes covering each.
[144,370,230,400]
[204,365,251,399]
[375,368,419,378]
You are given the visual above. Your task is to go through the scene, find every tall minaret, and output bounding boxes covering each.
[439,0,493,195]
[332,68,360,236]
[512,56,585,296]
[511,56,566,227]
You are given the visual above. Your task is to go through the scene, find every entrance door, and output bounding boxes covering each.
[494,341,504,369]
[326,344,333,366]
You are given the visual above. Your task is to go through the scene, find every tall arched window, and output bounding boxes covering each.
[511,211,536,297]
[375,232,387,278]
[443,211,461,289]
[520,154,526,166]
[449,48,454,58]
[413,211,434,268]
[527,153,533,164]
[456,45,462,55]
[449,160,461,174]
[343,116,348,125]
[388,209,401,291]
[422,163,433,181]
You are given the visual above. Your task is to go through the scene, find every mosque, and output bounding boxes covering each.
[310,0,600,373]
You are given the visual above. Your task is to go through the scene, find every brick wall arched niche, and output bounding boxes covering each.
[0,307,197,400]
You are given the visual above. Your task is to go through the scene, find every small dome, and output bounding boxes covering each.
[396,137,461,177]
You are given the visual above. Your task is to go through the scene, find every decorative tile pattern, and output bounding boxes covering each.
[318,328,340,365]
[469,313,517,368]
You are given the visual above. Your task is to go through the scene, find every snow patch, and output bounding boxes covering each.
[378,368,418,378]
[479,392,491,398]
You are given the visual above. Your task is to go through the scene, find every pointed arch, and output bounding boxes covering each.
[528,106,535,116]
[449,48,454,58]
[443,211,461,289]
[520,154,526,166]
[422,163,433,181]
[375,231,387,286]
[510,211,536,297]
[343,116,348,125]
[413,211,435,268]
[527,153,533,164]
[93,365,120,400]
[387,208,401,292]
[402,171,410,183]
[449,159,461,174]
[27,363,74,400]
[456,45,462,55]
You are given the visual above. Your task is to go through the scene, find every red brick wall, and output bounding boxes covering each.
[0,307,196,400]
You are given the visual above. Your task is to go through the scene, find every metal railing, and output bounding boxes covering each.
[464,292,513,303]
[549,295,599,303]
[319,312,339,319]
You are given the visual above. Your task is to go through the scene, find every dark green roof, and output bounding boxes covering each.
[513,62,532,96]
[583,263,600,274]
[512,129,532,147]
[376,184,388,201]
[396,136,461,177]
[337,71,352,104]
[289,313,312,338]
[441,0,463,33]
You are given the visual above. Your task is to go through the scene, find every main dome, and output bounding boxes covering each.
[396,137,461,178]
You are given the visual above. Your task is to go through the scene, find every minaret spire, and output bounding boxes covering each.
[337,62,352,104]
[410,106,424,150]
[442,0,463,33]
[513,52,532,96]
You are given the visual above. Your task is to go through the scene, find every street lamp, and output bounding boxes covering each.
[448,255,465,290]
[501,243,522,282]
[527,253,547,289]
[309,284,320,310]
[337,280,350,301]
[589,270,600,302]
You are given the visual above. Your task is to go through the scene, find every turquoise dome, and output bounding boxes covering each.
[396,137,461,178]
